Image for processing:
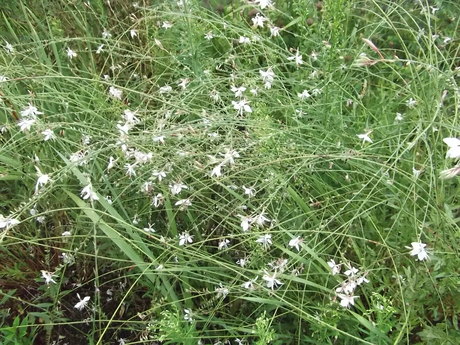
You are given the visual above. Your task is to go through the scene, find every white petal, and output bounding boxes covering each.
[443,137,460,148]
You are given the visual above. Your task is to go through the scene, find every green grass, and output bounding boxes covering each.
[0,0,459,344]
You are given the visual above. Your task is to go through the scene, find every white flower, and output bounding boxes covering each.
[439,165,460,179]
[81,183,99,201]
[215,284,229,298]
[183,309,193,322]
[242,186,255,197]
[310,51,319,61]
[169,183,188,195]
[159,85,172,94]
[443,137,460,159]
[152,193,164,207]
[211,164,223,178]
[395,112,404,121]
[204,31,214,40]
[143,224,156,233]
[337,294,358,308]
[242,277,257,290]
[109,86,123,100]
[252,14,267,28]
[210,89,221,102]
[430,6,439,15]
[66,48,77,59]
[102,29,112,39]
[269,26,280,37]
[96,44,104,54]
[412,167,422,178]
[35,167,50,194]
[236,257,248,267]
[178,78,189,90]
[312,88,322,96]
[74,294,90,310]
[253,213,270,227]
[256,234,272,249]
[162,21,173,29]
[231,85,246,98]
[41,270,56,284]
[152,170,167,181]
[406,242,429,261]
[344,266,359,277]
[221,149,240,165]
[239,215,253,232]
[21,104,43,118]
[406,98,417,108]
[42,129,56,141]
[287,49,303,66]
[123,109,140,124]
[297,90,311,100]
[260,68,275,89]
[107,156,117,170]
[179,232,193,246]
[262,272,283,289]
[357,131,373,143]
[125,163,137,177]
[232,99,252,115]
[254,0,273,9]
[4,41,14,54]
[218,239,230,250]
[0,214,20,229]
[288,236,303,251]
[62,231,72,236]
[327,260,341,275]
[130,29,138,38]
[238,36,251,44]
[18,118,36,132]
[175,198,192,208]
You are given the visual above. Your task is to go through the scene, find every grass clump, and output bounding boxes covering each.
[0,0,459,344]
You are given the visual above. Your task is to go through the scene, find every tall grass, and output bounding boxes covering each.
[0,0,459,344]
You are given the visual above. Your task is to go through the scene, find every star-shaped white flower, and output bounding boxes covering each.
[179,232,193,246]
[337,293,358,308]
[232,99,252,115]
[254,0,274,9]
[81,183,99,201]
[0,214,19,229]
[231,85,246,98]
[406,242,429,261]
[327,259,341,275]
[20,103,43,118]
[357,131,373,143]
[41,270,57,284]
[287,49,303,66]
[262,272,283,289]
[42,129,56,141]
[169,183,188,195]
[288,236,303,251]
[35,167,50,194]
[239,215,253,232]
[256,234,272,249]
[298,90,311,100]
[18,118,36,132]
[66,47,77,59]
[109,86,123,100]
[260,68,275,89]
[74,294,90,310]
[252,14,267,28]
[443,137,460,159]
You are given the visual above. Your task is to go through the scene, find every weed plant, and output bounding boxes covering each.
[0,0,459,344]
